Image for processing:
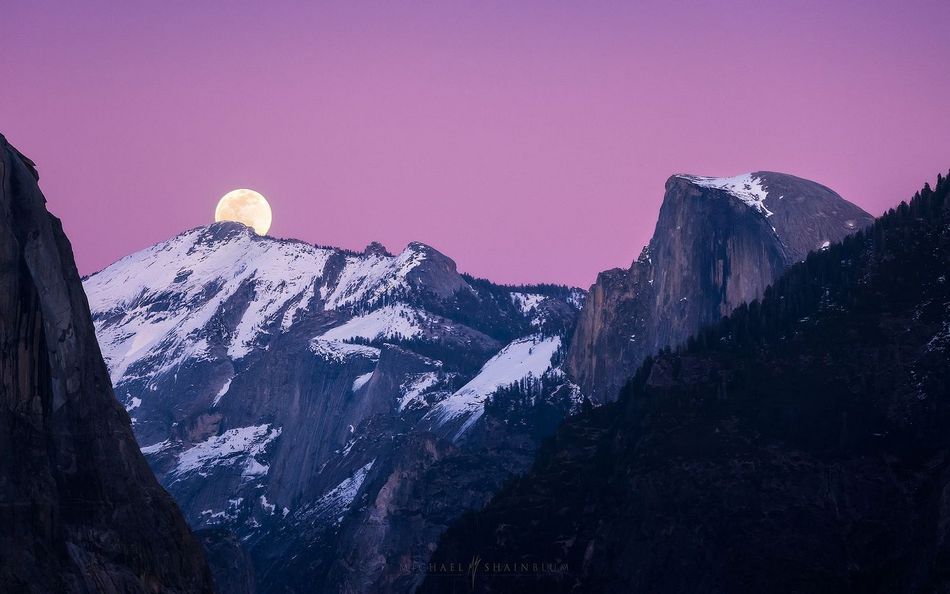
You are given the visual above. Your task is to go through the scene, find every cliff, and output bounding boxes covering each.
[0,134,215,593]
[567,171,873,402]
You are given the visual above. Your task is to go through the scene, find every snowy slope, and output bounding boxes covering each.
[172,424,282,481]
[399,372,440,411]
[85,225,332,378]
[301,460,375,524]
[318,303,428,342]
[425,335,562,440]
[323,246,427,309]
[85,223,446,405]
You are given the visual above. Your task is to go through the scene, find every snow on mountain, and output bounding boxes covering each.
[399,371,440,411]
[510,292,546,314]
[567,289,586,310]
[323,244,428,309]
[309,339,381,363]
[85,224,333,379]
[351,372,374,392]
[425,335,562,440]
[676,173,773,217]
[86,225,452,382]
[212,376,233,407]
[302,460,375,523]
[318,303,428,342]
[172,424,282,480]
[140,439,172,455]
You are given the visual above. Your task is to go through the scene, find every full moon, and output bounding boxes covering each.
[215,189,272,235]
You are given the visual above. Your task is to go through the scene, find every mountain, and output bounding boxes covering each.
[422,173,950,593]
[0,134,215,592]
[82,222,585,592]
[567,172,874,403]
[79,168,869,592]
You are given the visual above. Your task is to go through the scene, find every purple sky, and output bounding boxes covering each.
[3,1,948,287]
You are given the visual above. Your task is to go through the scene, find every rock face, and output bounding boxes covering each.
[422,175,950,593]
[196,528,255,594]
[567,172,874,403]
[82,223,585,592]
[0,135,215,593]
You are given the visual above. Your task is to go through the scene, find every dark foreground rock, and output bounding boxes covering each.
[197,528,255,594]
[0,134,215,593]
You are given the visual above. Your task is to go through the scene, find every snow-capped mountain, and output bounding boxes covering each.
[83,222,584,593]
[566,171,874,403]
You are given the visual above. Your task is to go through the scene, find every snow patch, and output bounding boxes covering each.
[212,377,232,407]
[242,457,270,479]
[319,303,427,342]
[280,281,318,331]
[425,335,561,440]
[398,371,439,411]
[926,319,950,354]
[172,424,281,480]
[678,173,773,217]
[305,460,375,523]
[140,439,171,455]
[260,495,276,515]
[352,372,374,392]
[510,292,545,315]
[309,339,380,363]
[567,289,586,310]
[510,293,548,327]
[125,396,142,412]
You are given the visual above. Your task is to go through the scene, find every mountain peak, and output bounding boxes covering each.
[405,240,439,253]
[200,220,257,242]
[669,170,872,261]
[569,170,873,403]
[673,172,772,216]
[362,240,391,257]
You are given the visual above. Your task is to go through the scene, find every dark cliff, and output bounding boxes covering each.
[567,171,873,403]
[423,173,950,593]
[0,134,215,593]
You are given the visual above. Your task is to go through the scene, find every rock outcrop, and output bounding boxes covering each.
[567,172,873,403]
[0,134,215,592]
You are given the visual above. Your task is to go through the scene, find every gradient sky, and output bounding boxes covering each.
[3,1,948,287]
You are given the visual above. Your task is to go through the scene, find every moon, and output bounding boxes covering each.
[214,189,272,235]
